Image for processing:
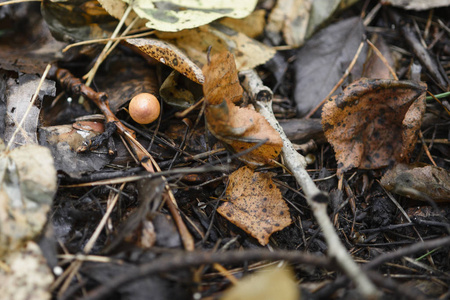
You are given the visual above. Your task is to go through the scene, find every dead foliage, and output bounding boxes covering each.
[203,51,283,167]
[217,166,292,245]
[1,1,450,300]
[322,78,427,175]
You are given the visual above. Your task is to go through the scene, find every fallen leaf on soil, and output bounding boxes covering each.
[41,0,117,42]
[362,34,395,79]
[321,78,427,175]
[125,38,205,84]
[294,17,365,116]
[203,52,282,167]
[217,166,292,246]
[221,265,299,300]
[160,70,203,109]
[38,122,113,176]
[381,163,450,202]
[95,55,159,113]
[202,51,243,105]
[384,0,450,10]
[265,0,310,47]
[3,73,56,149]
[156,24,276,71]
[219,9,266,39]
[306,0,360,37]
[124,0,257,32]
[98,0,144,27]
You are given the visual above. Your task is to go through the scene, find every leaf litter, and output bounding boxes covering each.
[203,51,283,167]
[217,166,292,246]
[1,2,450,300]
[294,16,365,117]
[322,78,427,175]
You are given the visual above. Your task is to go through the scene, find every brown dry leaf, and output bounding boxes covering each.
[381,163,450,202]
[265,0,311,47]
[124,38,204,84]
[156,24,276,71]
[217,167,292,245]
[322,78,427,175]
[362,34,395,79]
[219,9,266,39]
[202,51,243,105]
[203,52,282,167]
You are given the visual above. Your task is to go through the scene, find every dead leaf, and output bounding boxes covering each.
[305,0,360,38]
[321,78,427,175]
[98,0,145,27]
[4,73,56,149]
[220,265,299,300]
[125,38,205,84]
[160,70,203,109]
[265,0,311,47]
[38,123,113,176]
[156,24,276,71]
[203,52,282,167]
[384,0,450,10]
[41,0,118,42]
[362,34,395,79]
[202,51,243,105]
[381,163,450,202]
[294,17,365,117]
[217,166,292,246]
[219,9,266,39]
[95,55,159,113]
[124,0,257,32]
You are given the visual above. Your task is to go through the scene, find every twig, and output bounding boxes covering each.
[57,184,125,298]
[418,131,437,166]
[366,39,398,80]
[309,222,450,299]
[80,249,333,300]
[63,30,155,53]
[364,235,450,270]
[49,67,194,251]
[83,2,133,85]
[241,69,380,299]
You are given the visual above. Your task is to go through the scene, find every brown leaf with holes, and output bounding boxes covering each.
[203,51,283,167]
[322,78,427,175]
[124,38,204,84]
[381,163,450,202]
[217,166,292,245]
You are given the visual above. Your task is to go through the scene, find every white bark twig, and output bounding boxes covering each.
[240,69,380,299]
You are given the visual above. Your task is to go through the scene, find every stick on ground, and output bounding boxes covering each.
[240,69,380,299]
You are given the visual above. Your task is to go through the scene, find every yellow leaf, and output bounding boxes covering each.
[124,0,258,32]
[221,266,299,300]
[217,167,292,246]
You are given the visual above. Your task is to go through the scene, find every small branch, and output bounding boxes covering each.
[365,235,450,270]
[241,69,380,299]
[80,249,333,300]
